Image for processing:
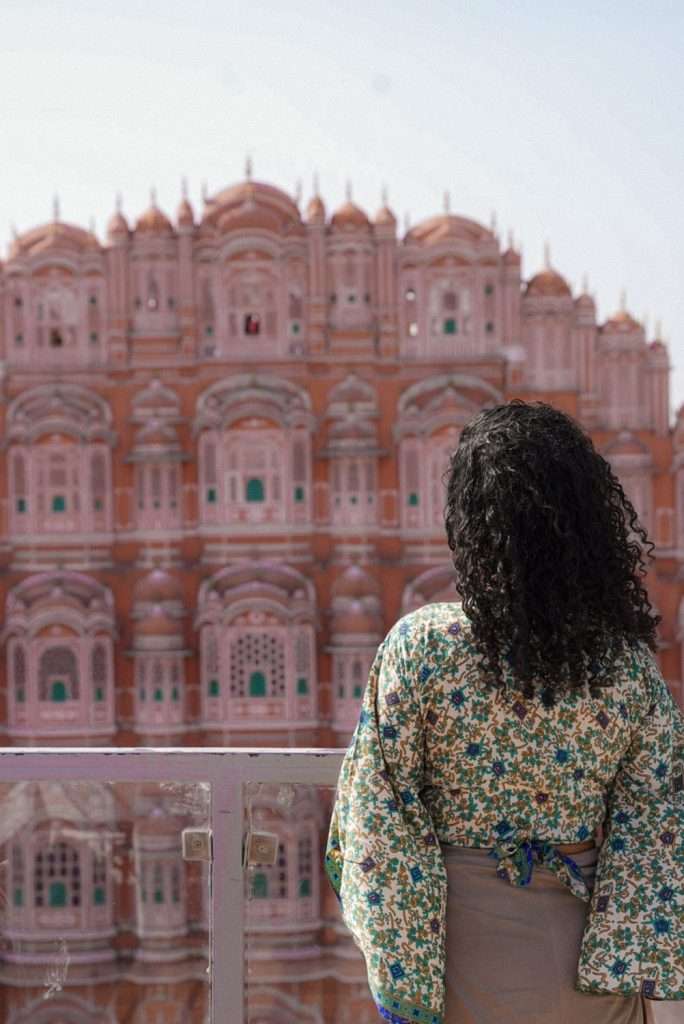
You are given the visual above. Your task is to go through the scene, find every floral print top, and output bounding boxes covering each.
[324,602,684,1023]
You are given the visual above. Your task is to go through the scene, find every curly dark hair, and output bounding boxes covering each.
[443,399,661,701]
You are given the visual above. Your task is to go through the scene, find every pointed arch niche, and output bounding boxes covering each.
[395,375,502,532]
[320,374,385,528]
[194,375,314,529]
[195,563,318,730]
[127,378,187,531]
[328,565,383,737]
[7,384,116,538]
[3,572,116,740]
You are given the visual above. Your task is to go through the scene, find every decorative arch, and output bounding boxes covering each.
[395,378,499,532]
[195,376,314,528]
[10,993,117,1024]
[7,384,115,537]
[195,563,317,729]
[3,572,116,739]
[128,380,185,531]
[401,565,460,615]
[322,374,384,527]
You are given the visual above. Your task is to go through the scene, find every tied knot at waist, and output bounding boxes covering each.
[488,827,595,902]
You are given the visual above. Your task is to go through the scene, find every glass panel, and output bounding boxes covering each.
[0,780,211,1022]
[243,780,376,1023]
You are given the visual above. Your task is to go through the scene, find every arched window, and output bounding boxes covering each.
[35,842,80,907]
[249,670,267,696]
[92,643,107,702]
[12,843,24,908]
[38,646,79,701]
[246,477,265,502]
[13,644,26,703]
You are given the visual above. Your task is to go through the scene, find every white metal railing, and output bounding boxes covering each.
[0,746,345,1024]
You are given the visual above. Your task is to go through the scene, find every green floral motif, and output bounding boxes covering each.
[325,602,684,1022]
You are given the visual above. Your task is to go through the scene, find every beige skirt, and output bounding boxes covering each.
[440,842,646,1024]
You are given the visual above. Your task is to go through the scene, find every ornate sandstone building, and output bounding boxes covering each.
[0,170,680,1023]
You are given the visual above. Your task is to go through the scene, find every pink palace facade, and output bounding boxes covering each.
[0,169,680,1023]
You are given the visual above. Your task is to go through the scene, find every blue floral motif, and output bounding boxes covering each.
[324,602,684,1019]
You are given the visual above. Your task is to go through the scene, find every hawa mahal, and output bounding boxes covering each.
[0,166,681,1023]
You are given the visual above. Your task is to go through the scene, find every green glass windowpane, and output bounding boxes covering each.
[16,688,25,703]
[337,684,345,699]
[353,684,363,698]
[208,679,219,697]
[52,494,66,512]
[252,872,268,898]
[299,878,311,897]
[206,486,217,504]
[292,322,300,333]
[294,485,304,502]
[49,882,67,907]
[246,477,264,502]
[297,677,308,695]
[51,680,67,702]
[94,886,105,905]
[94,498,103,511]
[95,687,104,701]
[154,890,163,904]
[16,498,26,513]
[171,686,179,701]
[485,283,494,296]
[350,495,358,504]
[205,324,214,336]
[249,671,266,697]
[153,688,163,702]
[13,888,23,907]
[443,318,457,335]
[408,492,419,507]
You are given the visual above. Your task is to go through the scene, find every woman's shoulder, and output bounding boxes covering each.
[386,602,468,657]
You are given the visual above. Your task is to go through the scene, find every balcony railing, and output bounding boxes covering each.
[0,747,349,1024]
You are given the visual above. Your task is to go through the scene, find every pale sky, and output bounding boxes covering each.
[2,1,682,418]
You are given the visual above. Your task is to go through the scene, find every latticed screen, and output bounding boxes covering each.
[35,841,81,907]
[38,645,79,701]
[229,632,285,698]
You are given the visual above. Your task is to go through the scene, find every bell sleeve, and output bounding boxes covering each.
[324,616,448,1024]
[577,643,684,1001]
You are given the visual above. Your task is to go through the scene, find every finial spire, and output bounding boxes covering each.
[443,190,451,214]
[656,318,662,338]
[581,273,589,293]
[619,288,626,312]
[381,183,389,206]
[313,171,320,196]
[642,312,649,335]
[490,209,497,234]
[245,155,253,181]
[543,240,551,269]
[507,229,514,249]
[345,179,352,202]
[150,187,157,208]
[115,191,123,213]
[294,178,302,205]
[11,222,18,240]
[52,194,60,222]
[181,176,188,199]
[201,179,208,204]
[404,211,411,235]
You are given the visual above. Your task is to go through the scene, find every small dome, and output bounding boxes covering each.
[332,565,380,599]
[107,209,129,241]
[136,604,179,637]
[134,569,183,605]
[331,200,371,232]
[525,267,571,298]
[177,197,194,228]
[602,308,641,332]
[576,291,595,309]
[374,204,396,227]
[332,600,377,634]
[305,194,326,224]
[502,246,520,266]
[135,202,174,236]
